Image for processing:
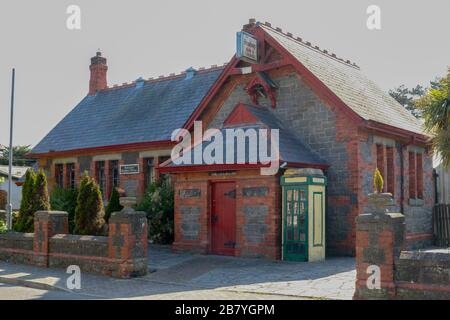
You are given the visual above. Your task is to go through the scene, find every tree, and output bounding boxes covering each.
[14,169,37,232]
[105,187,123,223]
[0,145,34,166]
[416,68,450,167]
[74,173,105,235]
[389,84,425,118]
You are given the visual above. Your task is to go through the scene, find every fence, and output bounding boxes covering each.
[433,204,450,247]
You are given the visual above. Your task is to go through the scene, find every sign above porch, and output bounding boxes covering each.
[236,31,258,64]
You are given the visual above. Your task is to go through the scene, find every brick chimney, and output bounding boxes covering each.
[89,51,108,95]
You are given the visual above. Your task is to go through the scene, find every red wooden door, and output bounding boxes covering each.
[211,182,236,255]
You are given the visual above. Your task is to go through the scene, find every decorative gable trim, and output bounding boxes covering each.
[244,72,278,108]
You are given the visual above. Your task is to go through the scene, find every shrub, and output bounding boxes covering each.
[136,179,174,244]
[14,169,37,232]
[74,173,105,235]
[374,168,384,193]
[105,187,123,223]
[50,187,79,233]
[0,219,6,234]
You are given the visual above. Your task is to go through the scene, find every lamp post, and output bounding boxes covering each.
[7,68,15,230]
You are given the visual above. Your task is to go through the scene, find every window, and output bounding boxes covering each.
[416,153,424,199]
[376,144,385,192]
[66,163,76,189]
[408,152,416,198]
[386,147,395,194]
[55,164,64,188]
[375,144,395,194]
[144,158,154,190]
[110,160,119,189]
[159,156,171,184]
[95,161,106,195]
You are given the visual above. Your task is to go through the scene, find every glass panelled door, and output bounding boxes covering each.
[283,187,308,261]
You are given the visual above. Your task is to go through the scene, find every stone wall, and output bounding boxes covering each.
[0,209,148,278]
[395,250,450,299]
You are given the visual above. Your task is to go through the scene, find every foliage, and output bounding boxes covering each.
[389,84,425,118]
[373,168,384,193]
[416,68,450,167]
[50,187,79,233]
[136,179,174,244]
[0,176,4,184]
[14,169,37,232]
[0,219,6,234]
[32,170,50,213]
[105,187,123,223]
[0,145,35,166]
[74,173,105,235]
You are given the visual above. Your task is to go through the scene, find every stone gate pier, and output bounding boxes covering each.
[354,193,450,300]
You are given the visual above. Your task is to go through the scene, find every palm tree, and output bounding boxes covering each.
[416,68,450,167]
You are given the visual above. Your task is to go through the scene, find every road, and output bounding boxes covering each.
[0,282,307,300]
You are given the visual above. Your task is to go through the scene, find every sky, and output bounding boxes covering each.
[0,0,448,147]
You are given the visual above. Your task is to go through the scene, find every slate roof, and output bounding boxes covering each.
[260,23,425,135]
[31,68,224,154]
[165,104,327,168]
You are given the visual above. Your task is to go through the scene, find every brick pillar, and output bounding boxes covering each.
[353,193,405,300]
[108,197,148,278]
[33,211,69,267]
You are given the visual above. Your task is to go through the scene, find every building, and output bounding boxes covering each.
[30,19,434,259]
[0,165,30,210]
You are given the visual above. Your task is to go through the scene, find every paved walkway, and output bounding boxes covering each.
[0,245,355,300]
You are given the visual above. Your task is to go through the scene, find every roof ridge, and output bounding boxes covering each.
[257,20,360,70]
[103,63,227,92]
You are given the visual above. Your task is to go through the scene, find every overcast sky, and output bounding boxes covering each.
[0,0,448,147]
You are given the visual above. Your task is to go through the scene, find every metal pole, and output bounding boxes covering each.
[7,68,15,230]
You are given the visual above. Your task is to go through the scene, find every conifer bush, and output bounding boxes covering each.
[74,173,105,235]
[32,170,50,213]
[105,187,123,223]
[14,169,37,232]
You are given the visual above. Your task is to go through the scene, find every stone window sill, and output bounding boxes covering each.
[408,198,424,207]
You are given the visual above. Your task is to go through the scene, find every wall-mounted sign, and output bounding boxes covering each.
[236,31,258,63]
[120,164,139,175]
